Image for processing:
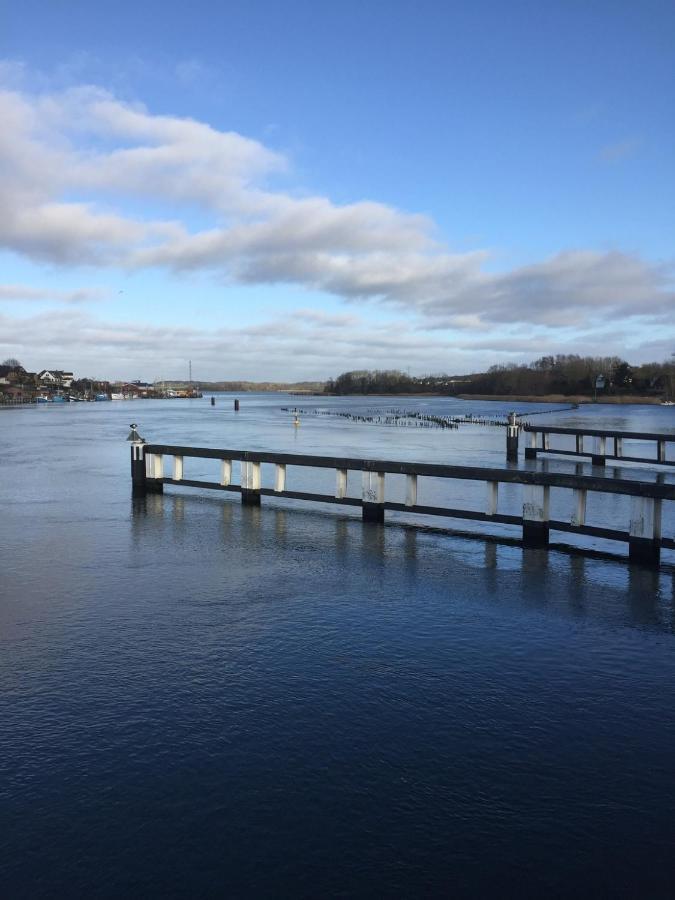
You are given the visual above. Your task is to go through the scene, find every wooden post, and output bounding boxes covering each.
[234,398,240,411]
[542,432,550,451]
[274,464,286,493]
[629,496,661,565]
[615,437,622,458]
[571,488,586,527]
[335,468,348,499]
[506,413,519,462]
[522,484,550,547]
[405,474,418,508]
[657,440,666,463]
[576,434,584,454]
[220,460,232,486]
[241,460,261,506]
[173,455,183,481]
[525,431,538,459]
[486,481,498,516]
[592,436,606,467]
[362,471,385,523]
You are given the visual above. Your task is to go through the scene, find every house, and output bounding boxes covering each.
[38,370,74,388]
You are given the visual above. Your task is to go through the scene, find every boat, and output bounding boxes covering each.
[52,395,67,403]
[662,400,674,406]
[110,393,124,400]
[94,393,110,401]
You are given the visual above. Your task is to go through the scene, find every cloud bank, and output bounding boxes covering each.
[1,80,672,334]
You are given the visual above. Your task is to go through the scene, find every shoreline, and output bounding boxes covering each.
[455,393,666,406]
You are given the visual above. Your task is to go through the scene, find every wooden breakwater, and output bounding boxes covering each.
[128,427,673,566]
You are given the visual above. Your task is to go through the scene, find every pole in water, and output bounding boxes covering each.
[127,423,147,497]
[211,396,215,406]
[234,398,240,411]
[506,411,519,462]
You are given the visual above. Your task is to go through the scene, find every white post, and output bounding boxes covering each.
[220,460,232,486]
[361,471,385,504]
[274,464,286,493]
[629,496,658,540]
[486,481,498,516]
[529,432,537,449]
[658,440,666,463]
[571,488,586,527]
[595,436,606,457]
[335,468,348,499]
[242,461,261,490]
[615,437,622,458]
[543,433,550,451]
[145,452,153,476]
[405,474,418,508]
[153,454,164,479]
[576,434,584,454]
[172,455,183,481]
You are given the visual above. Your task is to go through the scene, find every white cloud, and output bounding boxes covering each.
[0,77,672,336]
[0,283,103,303]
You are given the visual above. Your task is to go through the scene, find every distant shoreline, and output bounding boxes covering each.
[456,393,666,405]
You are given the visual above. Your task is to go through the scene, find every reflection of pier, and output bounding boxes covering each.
[524,425,675,468]
[128,428,674,566]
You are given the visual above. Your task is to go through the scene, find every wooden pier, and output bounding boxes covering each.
[523,425,675,468]
[129,428,674,566]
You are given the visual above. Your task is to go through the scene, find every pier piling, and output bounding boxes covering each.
[127,424,147,497]
[506,412,519,462]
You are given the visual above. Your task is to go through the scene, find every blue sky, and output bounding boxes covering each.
[0,0,673,380]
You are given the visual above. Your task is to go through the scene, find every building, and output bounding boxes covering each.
[37,370,74,389]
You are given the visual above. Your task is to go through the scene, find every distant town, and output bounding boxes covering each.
[0,360,203,404]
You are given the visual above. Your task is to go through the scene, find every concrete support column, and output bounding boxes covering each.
[486,481,498,516]
[629,496,661,565]
[522,484,550,547]
[220,460,232,486]
[405,474,418,508]
[506,413,519,462]
[145,452,164,493]
[335,468,348,499]
[173,455,183,481]
[592,436,606,467]
[525,431,538,460]
[241,461,261,506]
[362,471,385,523]
[130,442,146,497]
[274,464,286,493]
[571,488,586,527]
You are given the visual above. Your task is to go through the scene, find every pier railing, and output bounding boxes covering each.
[523,425,675,467]
[129,433,674,566]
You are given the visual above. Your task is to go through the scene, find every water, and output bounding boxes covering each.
[2,396,675,897]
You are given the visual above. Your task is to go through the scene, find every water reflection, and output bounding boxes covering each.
[127,491,675,634]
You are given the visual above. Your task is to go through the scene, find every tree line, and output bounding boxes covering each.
[325,356,675,397]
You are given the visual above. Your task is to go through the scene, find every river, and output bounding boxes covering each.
[1,395,674,897]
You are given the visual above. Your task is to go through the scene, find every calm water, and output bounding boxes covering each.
[2,396,675,897]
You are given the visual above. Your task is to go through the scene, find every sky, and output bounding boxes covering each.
[0,0,673,381]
